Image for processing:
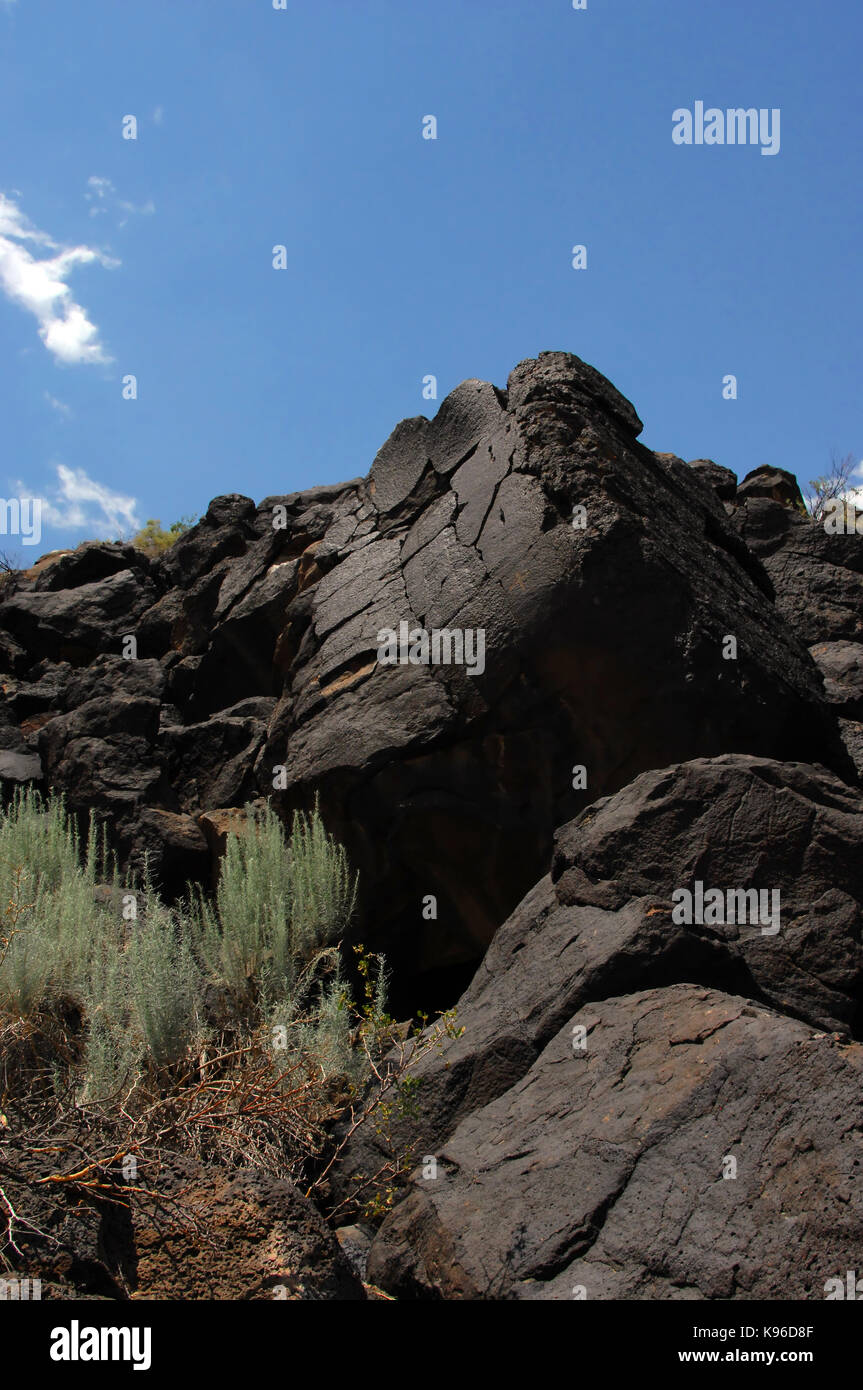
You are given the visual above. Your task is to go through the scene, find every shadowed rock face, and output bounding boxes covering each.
[331,754,863,1206]
[343,753,863,1299]
[728,473,863,645]
[366,984,863,1301]
[0,1145,365,1300]
[723,469,863,785]
[3,349,863,1301]
[0,351,848,1007]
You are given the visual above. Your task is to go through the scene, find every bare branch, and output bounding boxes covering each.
[805,451,859,522]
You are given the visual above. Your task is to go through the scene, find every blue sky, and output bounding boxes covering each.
[0,0,860,555]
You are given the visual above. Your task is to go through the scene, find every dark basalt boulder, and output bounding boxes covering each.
[130,1158,366,1301]
[0,748,43,785]
[735,464,808,511]
[687,457,739,501]
[0,351,857,1001]
[810,640,863,716]
[365,983,863,1300]
[250,353,845,996]
[0,568,157,666]
[3,350,863,1302]
[729,486,863,645]
[1,1140,365,1301]
[29,540,152,593]
[330,753,863,1212]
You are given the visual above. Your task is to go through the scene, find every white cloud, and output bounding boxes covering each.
[152,106,164,125]
[0,192,116,365]
[15,464,140,538]
[844,472,863,511]
[118,197,155,228]
[85,175,114,217]
[85,175,155,226]
[44,392,72,419]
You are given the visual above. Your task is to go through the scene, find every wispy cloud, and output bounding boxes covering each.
[0,192,116,365]
[15,464,140,537]
[44,392,72,419]
[85,174,114,213]
[118,197,155,227]
[152,106,164,126]
[85,174,155,226]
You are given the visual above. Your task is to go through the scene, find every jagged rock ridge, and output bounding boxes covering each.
[4,350,863,1301]
[0,352,854,1007]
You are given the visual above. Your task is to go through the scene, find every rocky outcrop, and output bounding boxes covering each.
[3,348,863,1301]
[727,468,863,645]
[0,352,852,1005]
[366,984,863,1300]
[1,1144,364,1300]
[331,754,863,1210]
[131,1160,365,1300]
[345,746,863,1299]
[333,742,863,1301]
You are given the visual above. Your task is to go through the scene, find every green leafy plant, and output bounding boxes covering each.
[131,514,198,557]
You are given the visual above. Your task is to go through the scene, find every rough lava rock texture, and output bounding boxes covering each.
[1,1145,365,1301]
[366,984,863,1301]
[0,352,852,1006]
[728,467,863,645]
[3,349,863,1301]
[130,1159,365,1301]
[331,756,863,1226]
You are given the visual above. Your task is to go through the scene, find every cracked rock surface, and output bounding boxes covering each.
[337,751,863,1297]
[366,983,863,1300]
[0,352,853,1002]
[3,350,863,1300]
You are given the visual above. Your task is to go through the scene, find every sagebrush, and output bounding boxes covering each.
[0,791,374,1111]
[0,789,459,1282]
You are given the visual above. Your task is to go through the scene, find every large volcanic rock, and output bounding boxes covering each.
[331,754,863,1208]
[365,983,863,1300]
[337,754,863,1300]
[724,467,863,783]
[0,1140,364,1300]
[0,352,854,1004]
[3,350,863,1302]
[728,467,863,645]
